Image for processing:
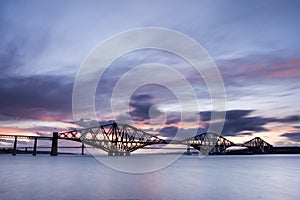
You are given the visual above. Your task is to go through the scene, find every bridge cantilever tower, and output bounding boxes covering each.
[182,132,236,154]
[59,122,167,156]
[243,137,273,153]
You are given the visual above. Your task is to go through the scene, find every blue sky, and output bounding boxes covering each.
[0,0,300,146]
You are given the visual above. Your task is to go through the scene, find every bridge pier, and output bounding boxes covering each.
[50,132,58,156]
[12,136,17,156]
[33,137,37,156]
[185,145,192,155]
[81,142,84,155]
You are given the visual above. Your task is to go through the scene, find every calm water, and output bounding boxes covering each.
[0,154,299,200]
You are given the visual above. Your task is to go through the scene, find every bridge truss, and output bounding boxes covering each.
[4,122,272,156]
[182,132,236,154]
[59,123,237,155]
[243,137,273,153]
[58,122,166,155]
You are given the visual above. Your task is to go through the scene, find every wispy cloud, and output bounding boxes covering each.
[281,132,300,142]
[0,75,73,120]
[201,110,300,136]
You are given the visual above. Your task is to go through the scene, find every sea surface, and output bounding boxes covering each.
[0,154,299,200]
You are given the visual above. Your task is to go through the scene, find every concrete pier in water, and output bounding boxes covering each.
[50,132,58,156]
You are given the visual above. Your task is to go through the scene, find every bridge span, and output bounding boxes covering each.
[0,122,272,156]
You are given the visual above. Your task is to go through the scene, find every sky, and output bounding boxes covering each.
[0,0,300,147]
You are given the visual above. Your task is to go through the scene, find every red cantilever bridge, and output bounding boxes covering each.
[0,122,272,156]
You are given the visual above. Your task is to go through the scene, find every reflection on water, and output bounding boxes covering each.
[0,154,299,200]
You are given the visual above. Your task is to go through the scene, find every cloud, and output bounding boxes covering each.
[130,94,153,102]
[159,126,178,138]
[129,94,164,122]
[275,115,300,123]
[202,110,300,136]
[0,75,73,121]
[264,60,300,79]
[74,119,99,128]
[157,126,207,140]
[200,110,252,122]
[74,119,115,128]
[218,57,300,87]
[238,132,254,136]
[281,132,300,142]
[220,116,270,136]
[0,11,75,125]
[219,110,273,136]
[165,114,181,125]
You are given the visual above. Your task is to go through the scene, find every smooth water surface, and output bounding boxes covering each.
[0,154,299,200]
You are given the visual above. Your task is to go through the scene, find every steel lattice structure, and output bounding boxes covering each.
[59,124,237,154]
[243,137,273,153]
[0,123,239,155]
[0,135,52,140]
[182,132,236,154]
[58,122,167,154]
